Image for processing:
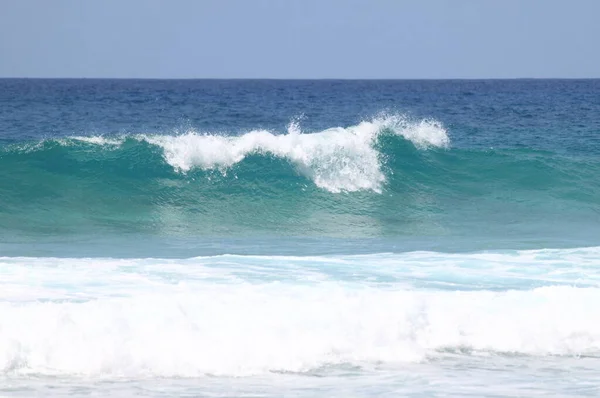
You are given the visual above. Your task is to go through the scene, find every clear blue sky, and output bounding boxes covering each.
[1,0,598,78]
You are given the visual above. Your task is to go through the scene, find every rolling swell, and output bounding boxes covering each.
[1,115,599,242]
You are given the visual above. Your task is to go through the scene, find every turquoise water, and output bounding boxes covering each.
[1,79,600,397]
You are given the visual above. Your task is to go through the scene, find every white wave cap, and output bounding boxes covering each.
[13,115,449,192]
[143,115,449,193]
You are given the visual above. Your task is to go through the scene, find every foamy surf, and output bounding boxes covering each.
[2,248,600,377]
[3,285,600,377]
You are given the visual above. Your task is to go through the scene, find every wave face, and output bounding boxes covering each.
[1,114,600,251]
[2,248,600,377]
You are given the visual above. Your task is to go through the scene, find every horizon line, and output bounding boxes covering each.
[1,76,599,81]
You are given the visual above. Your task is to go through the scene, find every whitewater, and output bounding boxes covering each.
[3,249,600,396]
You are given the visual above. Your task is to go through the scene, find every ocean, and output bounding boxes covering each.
[1,79,600,397]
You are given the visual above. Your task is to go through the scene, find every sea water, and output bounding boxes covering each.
[1,79,600,396]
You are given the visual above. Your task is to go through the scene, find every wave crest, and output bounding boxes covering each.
[144,115,449,193]
[0,115,448,193]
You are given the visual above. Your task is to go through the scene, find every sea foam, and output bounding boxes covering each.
[2,283,599,377]
[1,249,600,377]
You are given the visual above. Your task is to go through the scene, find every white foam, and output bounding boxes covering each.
[1,283,600,377]
[14,115,448,192]
[2,248,600,377]
[71,136,123,146]
[141,115,449,193]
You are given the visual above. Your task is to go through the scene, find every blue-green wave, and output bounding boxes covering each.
[1,119,599,243]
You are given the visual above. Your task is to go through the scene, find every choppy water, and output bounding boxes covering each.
[1,79,600,397]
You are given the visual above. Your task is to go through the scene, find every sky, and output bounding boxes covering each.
[0,0,599,79]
